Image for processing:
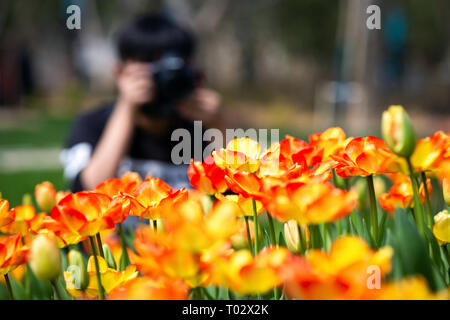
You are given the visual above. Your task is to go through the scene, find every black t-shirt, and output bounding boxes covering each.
[61,103,202,192]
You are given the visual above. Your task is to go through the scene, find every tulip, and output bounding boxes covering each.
[107,277,188,300]
[0,233,28,275]
[432,210,450,244]
[67,249,89,291]
[29,234,61,281]
[64,256,138,298]
[35,182,57,213]
[331,136,405,177]
[411,131,450,172]
[0,200,14,228]
[283,220,308,254]
[381,105,417,158]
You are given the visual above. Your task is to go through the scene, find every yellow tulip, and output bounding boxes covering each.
[432,210,450,244]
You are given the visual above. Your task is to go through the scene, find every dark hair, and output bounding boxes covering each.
[117,13,195,62]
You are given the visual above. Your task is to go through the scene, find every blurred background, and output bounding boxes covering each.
[0,0,449,205]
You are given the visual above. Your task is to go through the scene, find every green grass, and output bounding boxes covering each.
[0,169,68,207]
[0,116,72,147]
[0,114,72,207]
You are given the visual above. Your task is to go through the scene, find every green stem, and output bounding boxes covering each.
[50,280,63,300]
[265,212,279,299]
[444,245,450,274]
[96,233,105,259]
[273,286,281,300]
[214,286,219,299]
[266,212,277,247]
[118,223,130,270]
[406,158,426,237]
[252,199,259,255]
[367,175,379,247]
[89,236,105,299]
[420,171,434,228]
[297,223,306,254]
[244,216,253,254]
[4,274,14,300]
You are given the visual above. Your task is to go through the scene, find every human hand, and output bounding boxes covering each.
[116,62,154,111]
[176,87,221,121]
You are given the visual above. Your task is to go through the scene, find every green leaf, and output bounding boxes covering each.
[119,251,131,271]
[24,265,53,300]
[393,211,444,291]
[278,231,287,247]
[9,276,27,300]
[424,227,443,271]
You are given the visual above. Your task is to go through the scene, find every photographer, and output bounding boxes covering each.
[61,13,220,192]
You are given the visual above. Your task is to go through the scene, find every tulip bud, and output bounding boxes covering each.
[67,249,89,291]
[284,220,308,254]
[29,234,61,281]
[22,193,32,205]
[381,105,416,158]
[102,244,117,269]
[443,177,450,207]
[35,182,57,212]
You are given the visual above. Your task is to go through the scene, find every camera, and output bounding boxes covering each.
[142,53,197,116]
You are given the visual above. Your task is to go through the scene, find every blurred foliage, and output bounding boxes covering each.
[269,0,340,62]
[402,0,449,64]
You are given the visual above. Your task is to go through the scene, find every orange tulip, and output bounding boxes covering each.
[309,127,351,161]
[260,180,357,225]
[224,168,263,198]
[94,172,142,197]
[1,204,46,236]
[0,200,14,228]
[379,174,432,213]
[331,136,405,177]
[128,178,188,220]
[48,192,114,241]
[215,193,264,217]
[368,276,449,300]
[411,131,450,172]
[0,233,28,275]
[213,137,261,173]
[188,155,228,195]
[108,276,188,300]
[210,247,290,295]
[279,135,322,167]
[131,200,239,288]
[282,236,393,300]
